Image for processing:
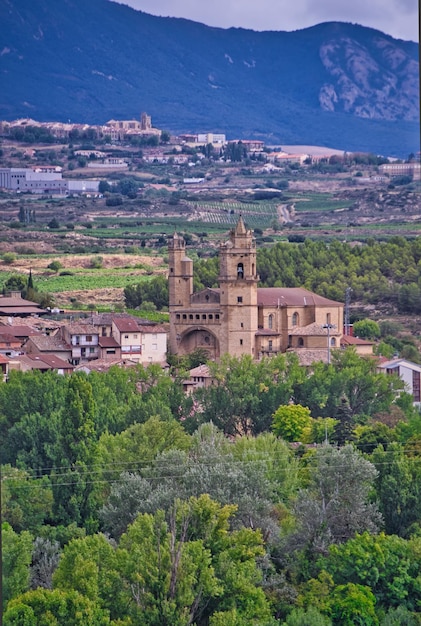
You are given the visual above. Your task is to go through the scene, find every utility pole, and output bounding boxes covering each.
[344,287,352,335]
[322,323,336,365]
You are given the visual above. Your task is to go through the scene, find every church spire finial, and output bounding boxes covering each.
[235,214,247,235]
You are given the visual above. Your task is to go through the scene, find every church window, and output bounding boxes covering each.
[215,314,220,320]
[292,312,299,326]
[182,314,187,320]
[209,314,213,320]
[237,296,243,303]
[189,314,193,320]
[268,314,273,329]
[268,340,273,351]
[240,339,243,345]
[202,314,206,320]
[176,314,180,320]
[196,314,200,320]
[326,313,331,324]
[237,263,244,279]
[297,337,304,347]
[331,337,336,347]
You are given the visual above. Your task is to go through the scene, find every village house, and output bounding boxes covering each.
[59,323,100,365]
[378,358,421,405]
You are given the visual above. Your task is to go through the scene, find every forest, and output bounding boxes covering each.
[1,348,421,625]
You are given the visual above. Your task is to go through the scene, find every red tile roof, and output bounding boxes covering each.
[257,288,342,307]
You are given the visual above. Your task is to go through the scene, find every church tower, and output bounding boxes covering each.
[218,217,259,357]
[168,233,193,352]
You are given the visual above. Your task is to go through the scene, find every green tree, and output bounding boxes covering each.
[51,375,102,531]
[2,465,53,533]
[53,534,124,621]
[371,443,421,537]
[272,404,312,442]
[193,353,303,436]
[2,252,16,265]
[3,523,33,609]
[124,275,168,310]
[48,217,60,229]
[3,274,26,295]
[353,319,381,340]
[115,495,271,625]
[47,260,63,272]
[282,607,332,625]
[329,583,378,625]
[3,588,110,626]
[323,532,421,612]
[333,395,355,445]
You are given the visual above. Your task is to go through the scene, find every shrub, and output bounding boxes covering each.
[47,261,63,272]
[90,256,103,269]
[2,252,16,265]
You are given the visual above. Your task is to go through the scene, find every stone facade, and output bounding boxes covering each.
[169,218,344,362]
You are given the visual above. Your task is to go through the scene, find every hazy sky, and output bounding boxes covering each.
[115,0,419,42]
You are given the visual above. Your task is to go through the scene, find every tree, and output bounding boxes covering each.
[290,445,381,557]
[101,423,280,542]
[2,465,53,533]
[192,353,303,436]
[53,534,124,621]
[2,252,16,265]
[47,261,63,272]
[30,537,60,590]
[329,583,378,626]
[293,350,401,421]
[98,180,110,193]
[51,375,102,531]
[323,532,421,612]
[3,523,33,609]
[333,395,355,445]
[272,404,312,442]
[282,607,332,625]
[48,217,60,229]
[3,588,111,626]
[3,274,26,294]
[116,495,271,626]
[353,319,381,340]
[124,275,168,310]
[371,443,421,537]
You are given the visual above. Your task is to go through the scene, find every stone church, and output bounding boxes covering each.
[168,217,343,363]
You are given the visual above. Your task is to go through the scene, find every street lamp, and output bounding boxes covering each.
[322,323,336,365]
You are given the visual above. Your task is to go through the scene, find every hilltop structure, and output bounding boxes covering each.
[169,217,343,362]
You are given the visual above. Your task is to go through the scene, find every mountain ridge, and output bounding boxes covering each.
[0,0,419,156]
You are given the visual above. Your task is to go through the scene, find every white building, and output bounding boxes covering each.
[139,323,167,366]
[378,358,421,406]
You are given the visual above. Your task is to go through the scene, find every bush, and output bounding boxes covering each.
[2,252,16,265]
[90,256,103,269]
[48,218,60,229]
[47,261,63,272]
[105,195,123,207]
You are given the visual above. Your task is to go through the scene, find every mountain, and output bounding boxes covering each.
[0,0,419,156]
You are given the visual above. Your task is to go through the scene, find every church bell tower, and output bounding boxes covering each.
[168,232,193,353]
[218,217,259,357]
